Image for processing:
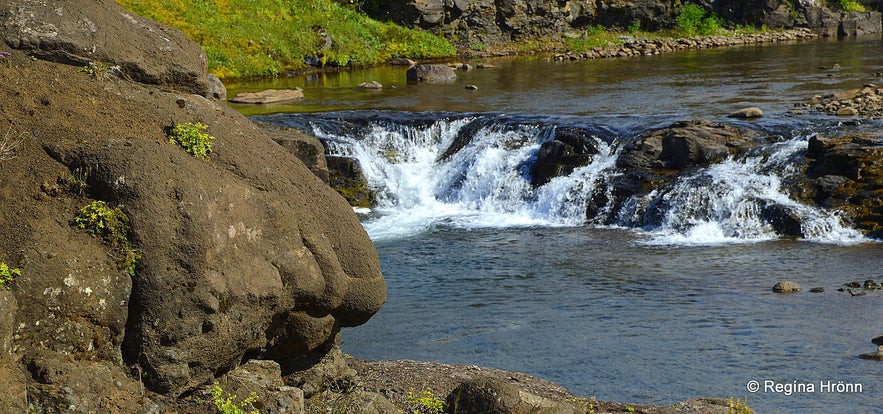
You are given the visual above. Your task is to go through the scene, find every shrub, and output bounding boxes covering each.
[405,387,445,414]
[0,260,20,291]
[0,125,21,161]
[677,3,723,36]
[169,122,215,159]
[208,383,259,414]
[74,201,142,276]
[833,0,866,12]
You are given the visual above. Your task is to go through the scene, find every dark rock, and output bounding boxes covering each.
[529,128,599,186]
[773,281,801,293]
[326,156,376,208]
[406,64,457,82]
[617,120,755,171]
[840,11,883,36]
[230,88,305,104]
[0,0,212,96]
[465,84,479,90]
[809,287,825,293]
[760,204,804,237]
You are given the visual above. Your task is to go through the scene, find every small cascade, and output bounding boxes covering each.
[261,111,866,244]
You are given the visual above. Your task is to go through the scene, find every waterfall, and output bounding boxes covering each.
[264,112,866,244]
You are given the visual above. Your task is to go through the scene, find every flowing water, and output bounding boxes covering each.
[246,37,883,413]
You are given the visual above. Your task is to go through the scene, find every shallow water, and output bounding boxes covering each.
[243,36,883,413]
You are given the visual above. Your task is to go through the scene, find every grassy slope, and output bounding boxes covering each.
[115,0,456,79]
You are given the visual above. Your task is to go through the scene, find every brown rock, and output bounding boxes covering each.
[406,64,457,82]
[728,107,764,119]
[230,88,305,104]
[773,281,801,293]
[0,0,212,96]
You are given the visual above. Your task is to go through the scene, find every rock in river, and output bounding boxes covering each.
[230,88,305,104]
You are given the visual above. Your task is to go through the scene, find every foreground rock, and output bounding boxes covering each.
[350,359,754,414]
[0,0,386,410]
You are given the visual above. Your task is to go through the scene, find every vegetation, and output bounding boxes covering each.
[0,125,21,161]
[114,0,456,79]
[676,3,725,36]
[405,387,445,414]
[208,383,259,414]
[169,122,215,159]
[831,0,866,12]
[74,201,142,276]
[727,396,752,414]
[0,260,20,291]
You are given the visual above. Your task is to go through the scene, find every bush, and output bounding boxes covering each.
[405,387,445,414]
[169,122,215,159]
[208,383,259,414]
[74,201,142,276]
[676,3,723,36]
[833,0,866,12]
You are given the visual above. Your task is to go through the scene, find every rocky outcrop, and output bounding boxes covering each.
[797,84,883,119]
[0,1,386,410]
[326,156,376,208]
[259,122,331,183]
[0,0,212,97]
[230,88,305,104]
[529,127,601,186]
[804,134,883,238]
[369,0,878,50]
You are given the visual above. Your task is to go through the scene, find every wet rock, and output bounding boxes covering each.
[809,287,825,293]
[230,88,305,104]
[728,107,763,119]
[465,84,479,90]
[0,0,212,96]
[773,281,801,293]
[326,156,376,208]
[529,128,599,186]
[760,204,804,237]
[617,120,756,171]
[390,57,416,66]
[406,64,457,82]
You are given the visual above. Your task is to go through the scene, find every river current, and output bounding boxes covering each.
[243,36,883,413]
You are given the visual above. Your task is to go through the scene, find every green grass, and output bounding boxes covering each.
[115,0,456,79]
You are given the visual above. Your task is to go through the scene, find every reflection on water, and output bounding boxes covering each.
[230,36,882,117]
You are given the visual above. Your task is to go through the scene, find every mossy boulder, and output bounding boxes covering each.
[326,156,377,209]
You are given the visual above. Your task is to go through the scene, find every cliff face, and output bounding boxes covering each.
[0,0,385,410]
[368,0,881,49]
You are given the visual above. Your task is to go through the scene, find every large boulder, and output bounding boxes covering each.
[0,12,386,411]
[0,0,212,97]
[529,127,600,186]
[406,64,457,82]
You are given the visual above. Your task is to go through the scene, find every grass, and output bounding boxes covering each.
[114,0,456,79]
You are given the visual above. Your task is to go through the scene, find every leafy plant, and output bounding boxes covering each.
[676,3,723,36]
[169,122,215,159]
[208,383,259,414]
[832,0,866,12]
[0,260,20,291]
[405,387,445,414]
[74,201,142,276]
[67,166,92,195]
[727,396,752,414]
[77,61,113,79]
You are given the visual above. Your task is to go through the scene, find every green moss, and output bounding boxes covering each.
[114,0,456,79]
[74,201,142,276]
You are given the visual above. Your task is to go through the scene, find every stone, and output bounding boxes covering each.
[214,360,305,414]
[836,107,858,116]
[728,107,763,119]
[529,128,599,186]
[0,0,212,96]
[230,88,305,104]
[390,57,416,66]
[465,84,479,90]
[326,156,376,208]
[406,64,457,82]
[259,122,330,183]
[359,81,383,89]
[773,281,801,293]
[840,11,883,36]
[446,376,582,414]
[207,74,227,100]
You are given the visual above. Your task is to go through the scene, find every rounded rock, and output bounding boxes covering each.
[773,281,801,293]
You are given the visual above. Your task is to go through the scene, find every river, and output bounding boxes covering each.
[238,36,883,413]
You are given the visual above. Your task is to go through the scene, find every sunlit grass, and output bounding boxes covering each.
[115,0,456,79]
